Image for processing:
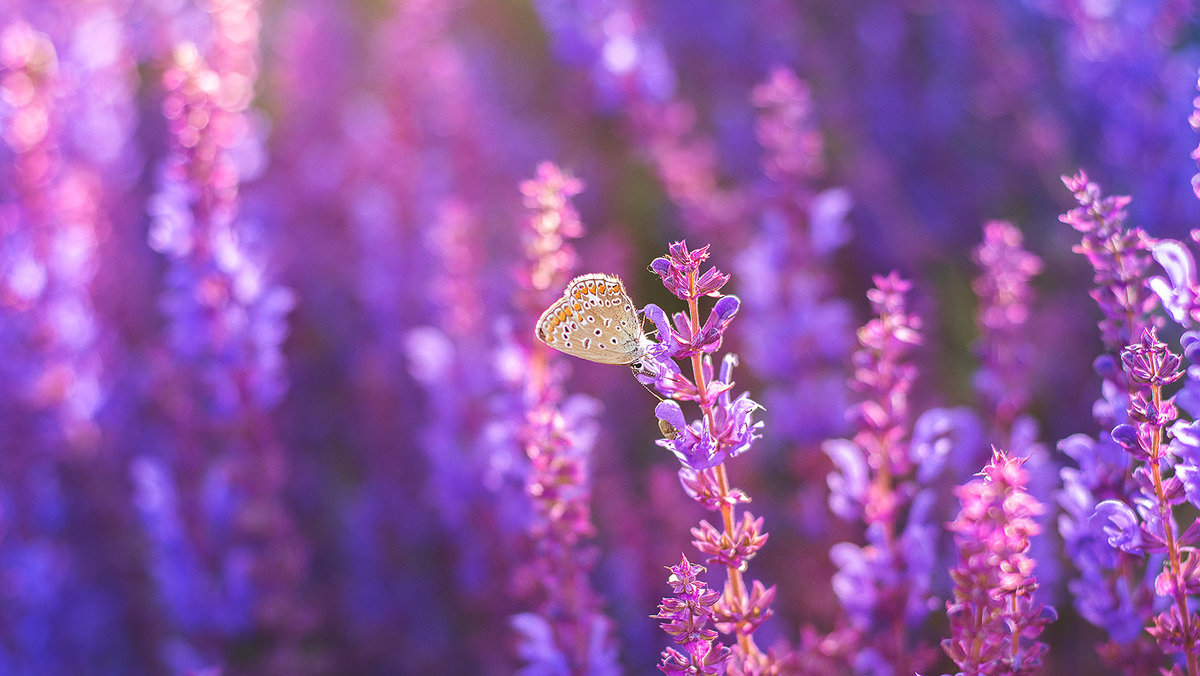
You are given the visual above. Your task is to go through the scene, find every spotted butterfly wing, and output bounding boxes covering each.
[535,273,646,365]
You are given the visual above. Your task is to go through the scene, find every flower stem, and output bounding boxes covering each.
[1149,383,1197,675]
[686,275,758,660]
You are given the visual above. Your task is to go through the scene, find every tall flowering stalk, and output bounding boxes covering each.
[1101,330,1199,672]
[824,273,949,674]
[1054,171,1163,671]
[738,67,853,452]
[641,240,780,673]
[511,162,619,675]
[972,221,1043,439]
[137,31,308,672]
[971,221,1060,595]
[0,18,125,672]
[943,449,1055,674]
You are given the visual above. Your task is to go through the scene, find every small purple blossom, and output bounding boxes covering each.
[1150,239,1200,327]
[650,241,731,301]
[643,295,740,360]
[1122,329,1184,387]
[690,512,768,570]
[1093,499,1146,555]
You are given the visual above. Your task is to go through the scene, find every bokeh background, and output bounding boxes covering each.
[2,0,1200,674]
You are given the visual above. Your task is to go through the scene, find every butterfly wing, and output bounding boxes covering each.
[535,274,645,365]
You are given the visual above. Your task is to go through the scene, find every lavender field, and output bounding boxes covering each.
[4,1,1200,674]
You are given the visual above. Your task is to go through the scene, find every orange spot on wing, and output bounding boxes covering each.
[573,303,582,311]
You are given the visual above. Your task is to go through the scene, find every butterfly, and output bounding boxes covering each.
[535,273,650,369]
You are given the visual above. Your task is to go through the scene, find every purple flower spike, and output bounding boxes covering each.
[510,162,618,675]
[653,556,732,676]
[1061,171,1159,353]
[943,450,1053,674]
[520,162,584,296]
[645,241,775,670]
[972,220,1042,432]
[826,272,953,674]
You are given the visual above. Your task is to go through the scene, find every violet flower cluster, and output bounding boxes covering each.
[971,221,1062,596]
[972,221,1043,437]
[737,67,854,454]
[1099,329,1200,673]
[641,241,781,674]
[0,19,124,673]
[7,2,1200,674]
[1055,172,1164,670]
[509,163,619,675]
[942,449,1054,674]
[136,12,309,672]
[825,272,964,675]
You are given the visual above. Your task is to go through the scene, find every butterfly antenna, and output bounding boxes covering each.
[630,364,665,402]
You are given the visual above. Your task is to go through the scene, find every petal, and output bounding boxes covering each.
[1091,500,1144,554]
[655,400,688,432]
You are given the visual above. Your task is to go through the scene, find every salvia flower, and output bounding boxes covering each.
[825,272,961,674]
[1054,171,1164,668]
[141,16,312,670]
[644,240,781,671]
[837,272,922,525]
[972,220,1043,431]
[752,66,825,186]
[942,449,1055,674]
[511,163,619,675]
[521,161,584,294]
[1122,329,1184,387]
[1149,238,1200,328]
[1100,328,1200,670]
[1060,171,1159,353]
[643,295,741,360]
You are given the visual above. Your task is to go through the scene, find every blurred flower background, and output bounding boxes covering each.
[3,0,1200,674]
